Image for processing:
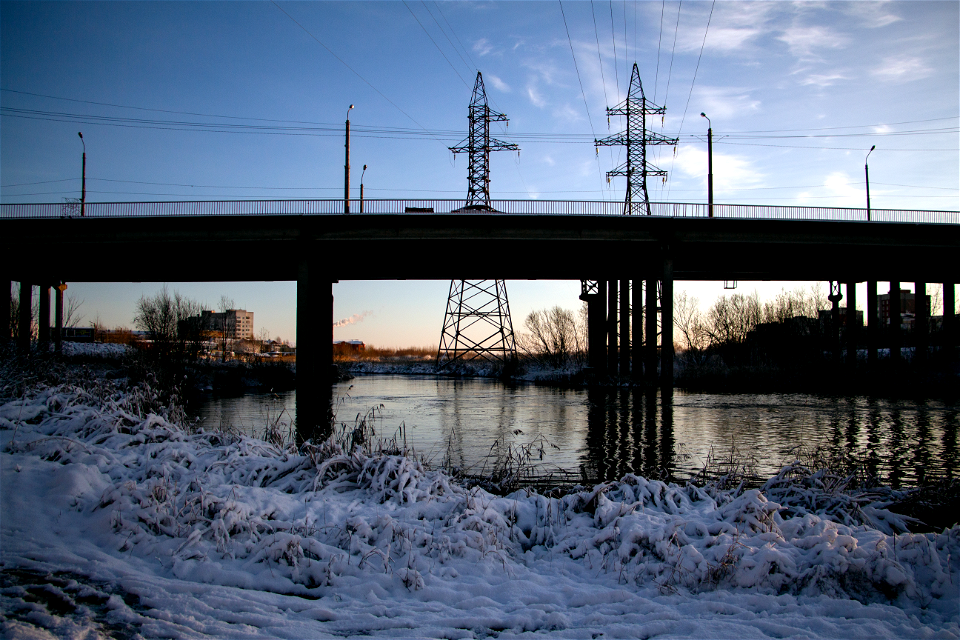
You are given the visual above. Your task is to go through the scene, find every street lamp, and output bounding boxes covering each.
[865,145,876,222]
[700,113,713,218]
[345,105,354,214]
[360,164,367,213]
[78,132,86,217]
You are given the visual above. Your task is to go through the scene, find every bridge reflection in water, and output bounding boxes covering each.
[582,389,675,485]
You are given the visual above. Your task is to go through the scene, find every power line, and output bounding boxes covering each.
[270,1,444,146]
[590,0,610,111]
[432,2,480,73]
[3,176,956,193]
[653,0,666,101]
[559,0,607,195]
[609,1,621,101]
[402,0,470,88]
[421,1,475,76]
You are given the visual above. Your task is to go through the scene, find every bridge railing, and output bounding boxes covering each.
[1,199,957,224]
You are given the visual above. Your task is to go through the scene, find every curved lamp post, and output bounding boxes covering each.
[700,113,713,218]
[360,164,367,213]
[865,145,876,221]
[78,132,86,217]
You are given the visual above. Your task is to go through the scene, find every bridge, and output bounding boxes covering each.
[3,199,958,435]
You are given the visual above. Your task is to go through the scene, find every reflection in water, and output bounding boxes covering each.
[582,389,675,482]
[193,375,958,486]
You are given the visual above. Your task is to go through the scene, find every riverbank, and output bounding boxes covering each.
[2,361,958,638]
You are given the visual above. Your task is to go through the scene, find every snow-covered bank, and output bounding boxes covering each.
[2,374,958,638]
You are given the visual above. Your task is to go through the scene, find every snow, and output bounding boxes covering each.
[60,341,132,358]
[2,371,958,639]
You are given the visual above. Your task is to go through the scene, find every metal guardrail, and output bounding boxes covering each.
[0,199,957,224]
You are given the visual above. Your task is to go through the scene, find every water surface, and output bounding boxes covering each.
[192,375,959,486]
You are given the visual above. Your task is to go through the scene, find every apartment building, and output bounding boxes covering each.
[199,309,254,340]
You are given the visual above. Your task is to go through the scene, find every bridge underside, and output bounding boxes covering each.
[2,214,957,284]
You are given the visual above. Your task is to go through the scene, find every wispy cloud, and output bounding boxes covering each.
[487,74,510,93]
[796,172,863,208]
[871,55,932,81]
[694,86,761,121]
[674,2,772,53]
[777,26,848,61]
[799,72,848,88]
[473,38,493,57]
[672,145,765,197]
[526,83,546,108]
[843,2,902,28]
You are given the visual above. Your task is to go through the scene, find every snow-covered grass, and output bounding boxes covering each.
[1,367,958,638]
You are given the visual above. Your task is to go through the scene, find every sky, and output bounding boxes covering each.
[2,1,958,347]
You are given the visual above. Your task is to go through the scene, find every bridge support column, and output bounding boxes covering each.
[38,284,50,350]
[580,280,607,374]
[828,282,842,363]
[644,278,657,387]
[915,281,928,367]
[944,283,956,353]
[296,255,335,445]
[620,278,630,378]
[608,279,618,376]
[54,284,63,354]
[867,280,878,366]
[660,258,674,391]
[2,280,10,344]
[632,277,643,381]
[18,282,31,354]
[889,281,902,364]
[845,282,857,366]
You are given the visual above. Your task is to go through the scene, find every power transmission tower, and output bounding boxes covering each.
[595,63,678,216]
[438,72,518,369]
[437,280,517,368]
[448,71,519,210]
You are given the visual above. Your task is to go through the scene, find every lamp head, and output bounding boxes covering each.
[78,132,83,139]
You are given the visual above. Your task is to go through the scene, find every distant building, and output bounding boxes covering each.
[194,309,254,340]
[879,290,930,327]
[333,340,365,354]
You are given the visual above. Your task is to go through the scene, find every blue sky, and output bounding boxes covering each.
[2,1,957,346]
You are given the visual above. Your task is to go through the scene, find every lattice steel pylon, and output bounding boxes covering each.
[595,63,678,216]
[438,72,518,370]
[437,280,517,368]
[448,71,519,210]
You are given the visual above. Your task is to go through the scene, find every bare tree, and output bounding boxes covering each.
[63,295,85,328]
[134,286,201,361]
[706,291,762,347]
[674,291,710,364]
[215,296,236,361]
[518,306,584,368]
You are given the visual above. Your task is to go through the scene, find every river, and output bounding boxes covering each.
[192,375,959,487]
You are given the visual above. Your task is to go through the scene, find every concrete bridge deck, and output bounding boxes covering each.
[2,200,958,284]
